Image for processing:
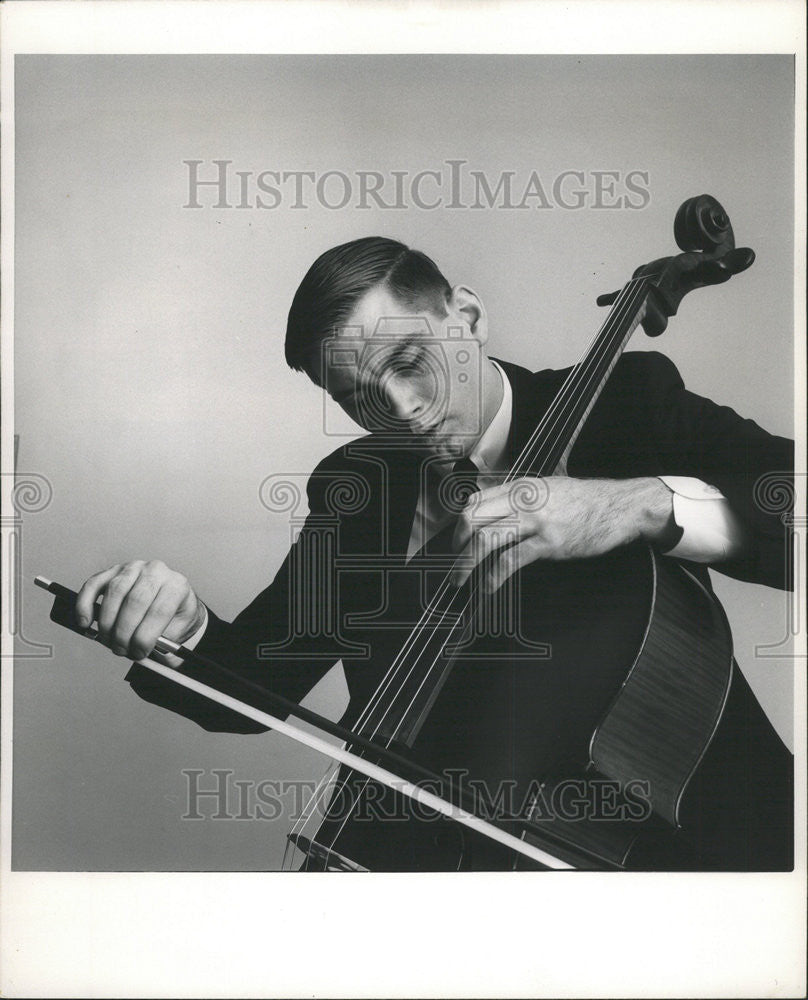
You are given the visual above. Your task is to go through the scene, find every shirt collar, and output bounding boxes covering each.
[468,358,512,475]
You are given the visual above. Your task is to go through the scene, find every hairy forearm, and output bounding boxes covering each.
[538,477,677,558]
[614,477,678,547]
[453,474,737,590]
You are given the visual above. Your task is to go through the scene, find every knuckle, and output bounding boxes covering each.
[151,592,182,618]
[76,583,96,608]
[133,578,160,606]
[168,570,189,591]
[105,576,129,597]
[163,577,190,604]
[89,564,120,584]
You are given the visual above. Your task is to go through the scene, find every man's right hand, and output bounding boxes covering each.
[75,560,205,660]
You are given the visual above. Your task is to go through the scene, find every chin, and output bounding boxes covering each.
[431,437,466,462]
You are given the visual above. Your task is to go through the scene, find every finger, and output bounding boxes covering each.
[96,564,146,646]
[127,581,191,660]
[453,491,527,552]
[453,479,548,551]
[75,565,122,627]
[484,536,544,594]
[471,480,512,502]
[472,477,549,507]
[106,572,165,655]
[451,517,523,588]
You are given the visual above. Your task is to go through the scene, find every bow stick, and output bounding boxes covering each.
[35,576,572,870]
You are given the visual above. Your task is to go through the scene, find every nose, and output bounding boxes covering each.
[383,373,425,425]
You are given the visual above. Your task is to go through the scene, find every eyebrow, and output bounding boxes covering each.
[330,333,424,404]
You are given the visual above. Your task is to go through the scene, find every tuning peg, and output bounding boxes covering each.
[726,247,755,274]
[693,247,756,287]
[693,259,732,285]
[596,290,620,307]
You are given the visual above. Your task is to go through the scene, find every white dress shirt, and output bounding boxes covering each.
[174,360,743,664]
[406,360,744,563]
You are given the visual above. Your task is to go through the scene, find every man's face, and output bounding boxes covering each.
[314,283,491,463]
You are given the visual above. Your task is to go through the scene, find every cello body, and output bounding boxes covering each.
[292,543,733,871]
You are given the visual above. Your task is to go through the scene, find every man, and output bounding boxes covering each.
[75,237,794,871]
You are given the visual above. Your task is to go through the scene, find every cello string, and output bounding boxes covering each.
[519,304,649,474]
[375,279,650,735]
[314,279,646,861]
[347,282,645,735]
[510,278,649,477]
[359,278,648,744]
[288,761,336,842]
[320,775,373,866]
[309,278,649,862]
[353,278,646,734]
[283,759,340,870]
[313,282,645,837]
[317,279,644,833]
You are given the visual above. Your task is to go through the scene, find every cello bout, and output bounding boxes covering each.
[589,549,734,828]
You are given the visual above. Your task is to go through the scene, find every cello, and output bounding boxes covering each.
[40,195,760,870]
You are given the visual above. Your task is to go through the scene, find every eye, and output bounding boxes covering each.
[393,346,427,375]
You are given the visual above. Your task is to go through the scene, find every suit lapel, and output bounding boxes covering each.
[492,357,567,470]
[342,439,422,558]
[360,358,567,557]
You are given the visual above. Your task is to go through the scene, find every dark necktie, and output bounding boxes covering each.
[422,455,480,557]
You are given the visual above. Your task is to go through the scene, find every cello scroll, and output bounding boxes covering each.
[597,193,756,336]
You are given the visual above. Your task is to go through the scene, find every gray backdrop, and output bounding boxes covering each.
[13,54,795,869]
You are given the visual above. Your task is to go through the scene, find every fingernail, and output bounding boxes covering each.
[76,614,88,627]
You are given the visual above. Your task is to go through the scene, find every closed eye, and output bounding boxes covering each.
[390,345,427,374]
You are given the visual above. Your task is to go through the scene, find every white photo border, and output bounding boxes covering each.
[1,2,805,998]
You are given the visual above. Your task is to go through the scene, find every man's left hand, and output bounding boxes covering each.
[450,476,674,592]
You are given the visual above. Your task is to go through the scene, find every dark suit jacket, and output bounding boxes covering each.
[126,351,794,868]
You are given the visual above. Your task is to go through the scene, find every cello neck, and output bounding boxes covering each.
[510,276,650,479]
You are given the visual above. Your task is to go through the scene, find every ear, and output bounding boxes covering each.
[448,285,488,346]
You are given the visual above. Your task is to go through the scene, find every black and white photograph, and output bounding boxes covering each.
[1,2,805,997]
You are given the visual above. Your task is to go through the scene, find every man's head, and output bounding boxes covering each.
[285,237,451,375]
[285,237,501,462]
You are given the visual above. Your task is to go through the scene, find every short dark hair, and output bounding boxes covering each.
[284,236,452,378]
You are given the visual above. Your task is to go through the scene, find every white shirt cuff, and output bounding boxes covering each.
[153,604,208,669]
[658,476,744,563]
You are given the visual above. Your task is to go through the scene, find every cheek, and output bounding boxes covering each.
[455,385,483,433]
[412,361,440,392]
